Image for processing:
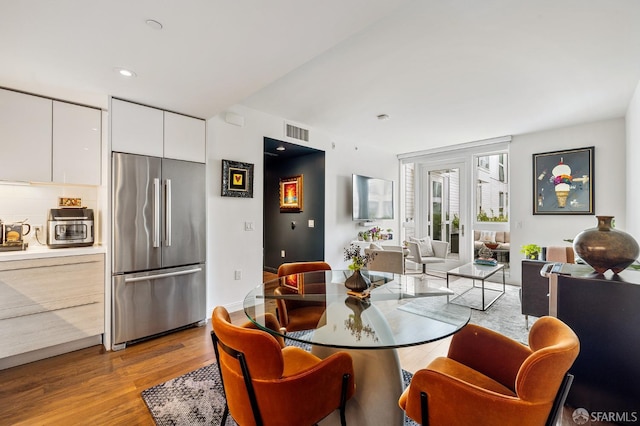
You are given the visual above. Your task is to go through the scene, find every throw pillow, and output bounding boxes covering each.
[410,236,434,257]
[479,230,496,243]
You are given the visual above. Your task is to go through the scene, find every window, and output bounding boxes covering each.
[478,156,490,170]
[476,153,509,223]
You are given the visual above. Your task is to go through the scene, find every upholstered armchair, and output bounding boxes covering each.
[274,261,331,332]
[399,316,580,426]
[406,238,449,274]
[364,246,405,274]
[211,306,356,426]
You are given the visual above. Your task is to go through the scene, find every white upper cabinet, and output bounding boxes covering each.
[53,101,102,185]
[164,111,206,163]
[111,98,164,157]
[111,98,205,163]
[0,88,52,182]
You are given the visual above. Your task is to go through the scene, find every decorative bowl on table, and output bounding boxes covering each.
[484,243,500,250]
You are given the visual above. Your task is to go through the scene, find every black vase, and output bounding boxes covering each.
[344,269,371,292]
[573,215,640,274]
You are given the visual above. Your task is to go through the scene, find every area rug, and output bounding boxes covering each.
[462,282,531,344]
[142,351,418,426]
[143,285,529,425]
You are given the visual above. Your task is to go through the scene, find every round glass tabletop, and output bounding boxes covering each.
[243,270,471,350]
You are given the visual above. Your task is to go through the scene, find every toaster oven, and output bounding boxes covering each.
[47,208,94,248]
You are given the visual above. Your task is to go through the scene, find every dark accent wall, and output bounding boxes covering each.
[264,145,325,272]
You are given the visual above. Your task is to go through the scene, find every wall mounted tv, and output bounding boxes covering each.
[352,174,394,221]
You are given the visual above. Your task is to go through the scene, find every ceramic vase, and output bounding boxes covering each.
[344,269,371,292]
[573,215,640,274]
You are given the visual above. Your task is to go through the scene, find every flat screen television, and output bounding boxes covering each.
[352,174,394,221]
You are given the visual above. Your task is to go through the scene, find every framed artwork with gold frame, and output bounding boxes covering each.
[221,159,254,198]
[282,273,304,293]
[279,175,303,212]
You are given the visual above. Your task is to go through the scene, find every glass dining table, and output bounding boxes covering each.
[244,269,471,426]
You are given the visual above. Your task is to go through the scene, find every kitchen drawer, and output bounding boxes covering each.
[0,301,104,359]
[0,254,104,320]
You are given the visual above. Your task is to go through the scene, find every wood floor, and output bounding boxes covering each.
[0,271,579,426]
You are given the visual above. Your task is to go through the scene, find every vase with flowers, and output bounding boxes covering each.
[343,244,377,292]
[369,226,381,241]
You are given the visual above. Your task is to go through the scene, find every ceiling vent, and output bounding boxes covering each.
[285,123,309,142]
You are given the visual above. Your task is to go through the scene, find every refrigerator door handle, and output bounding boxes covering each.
[165,178,172,247]
[153,178,161,247]
[124,267,203,283]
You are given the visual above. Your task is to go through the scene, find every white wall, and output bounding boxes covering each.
[509,117,627,282]
[0,184,101,246]
[626,80,640,242]
[206,105,398,313]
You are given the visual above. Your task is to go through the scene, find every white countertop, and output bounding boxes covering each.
[0,244,106,261]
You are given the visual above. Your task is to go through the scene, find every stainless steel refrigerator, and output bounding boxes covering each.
[111,152,206,350]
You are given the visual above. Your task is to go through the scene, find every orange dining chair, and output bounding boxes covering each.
[399,316,580,426]
[211,306,355,426]
[274,261,331,332]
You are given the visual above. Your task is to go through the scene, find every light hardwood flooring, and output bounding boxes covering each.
[0,271,580,425]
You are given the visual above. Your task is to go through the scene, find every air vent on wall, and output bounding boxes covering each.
[285,123,309,142]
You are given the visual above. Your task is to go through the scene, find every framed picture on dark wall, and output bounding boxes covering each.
[282,274,303,292]
[221,159,254,198]
[533,146,594,215]
[279,175,303,212]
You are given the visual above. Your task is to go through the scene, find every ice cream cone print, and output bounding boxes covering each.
[552,158,572,208]
[556,190,569,207]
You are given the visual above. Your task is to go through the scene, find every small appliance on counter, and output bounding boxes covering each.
[47,208,94,248]
[0,220,31,252]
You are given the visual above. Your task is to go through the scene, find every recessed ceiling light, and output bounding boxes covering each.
[276,146,286,151]
[377,114,390,121]
[145,19,163,30]
[114,68,137,78]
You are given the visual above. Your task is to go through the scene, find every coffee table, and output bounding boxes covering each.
[446,262,505,311]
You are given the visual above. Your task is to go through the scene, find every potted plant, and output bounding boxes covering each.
[452,214,460,232]
[520,243,542,260]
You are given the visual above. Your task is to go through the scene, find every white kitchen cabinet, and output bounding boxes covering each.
[53,101,102,185]
[0,254,104,366]
[111,98,206,162]
[111,98,164,157]
[164,111,206,163]
[0,88,52,182]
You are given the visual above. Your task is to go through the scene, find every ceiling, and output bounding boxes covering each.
[2,1,640,155]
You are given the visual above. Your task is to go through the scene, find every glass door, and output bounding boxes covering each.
[420,163,469,267]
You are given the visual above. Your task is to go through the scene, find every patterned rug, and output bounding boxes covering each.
[142,345,417,426]
[142,284,528,425]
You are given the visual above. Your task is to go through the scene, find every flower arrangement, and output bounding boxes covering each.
[344,244,377,270]
[369,226,381,240]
